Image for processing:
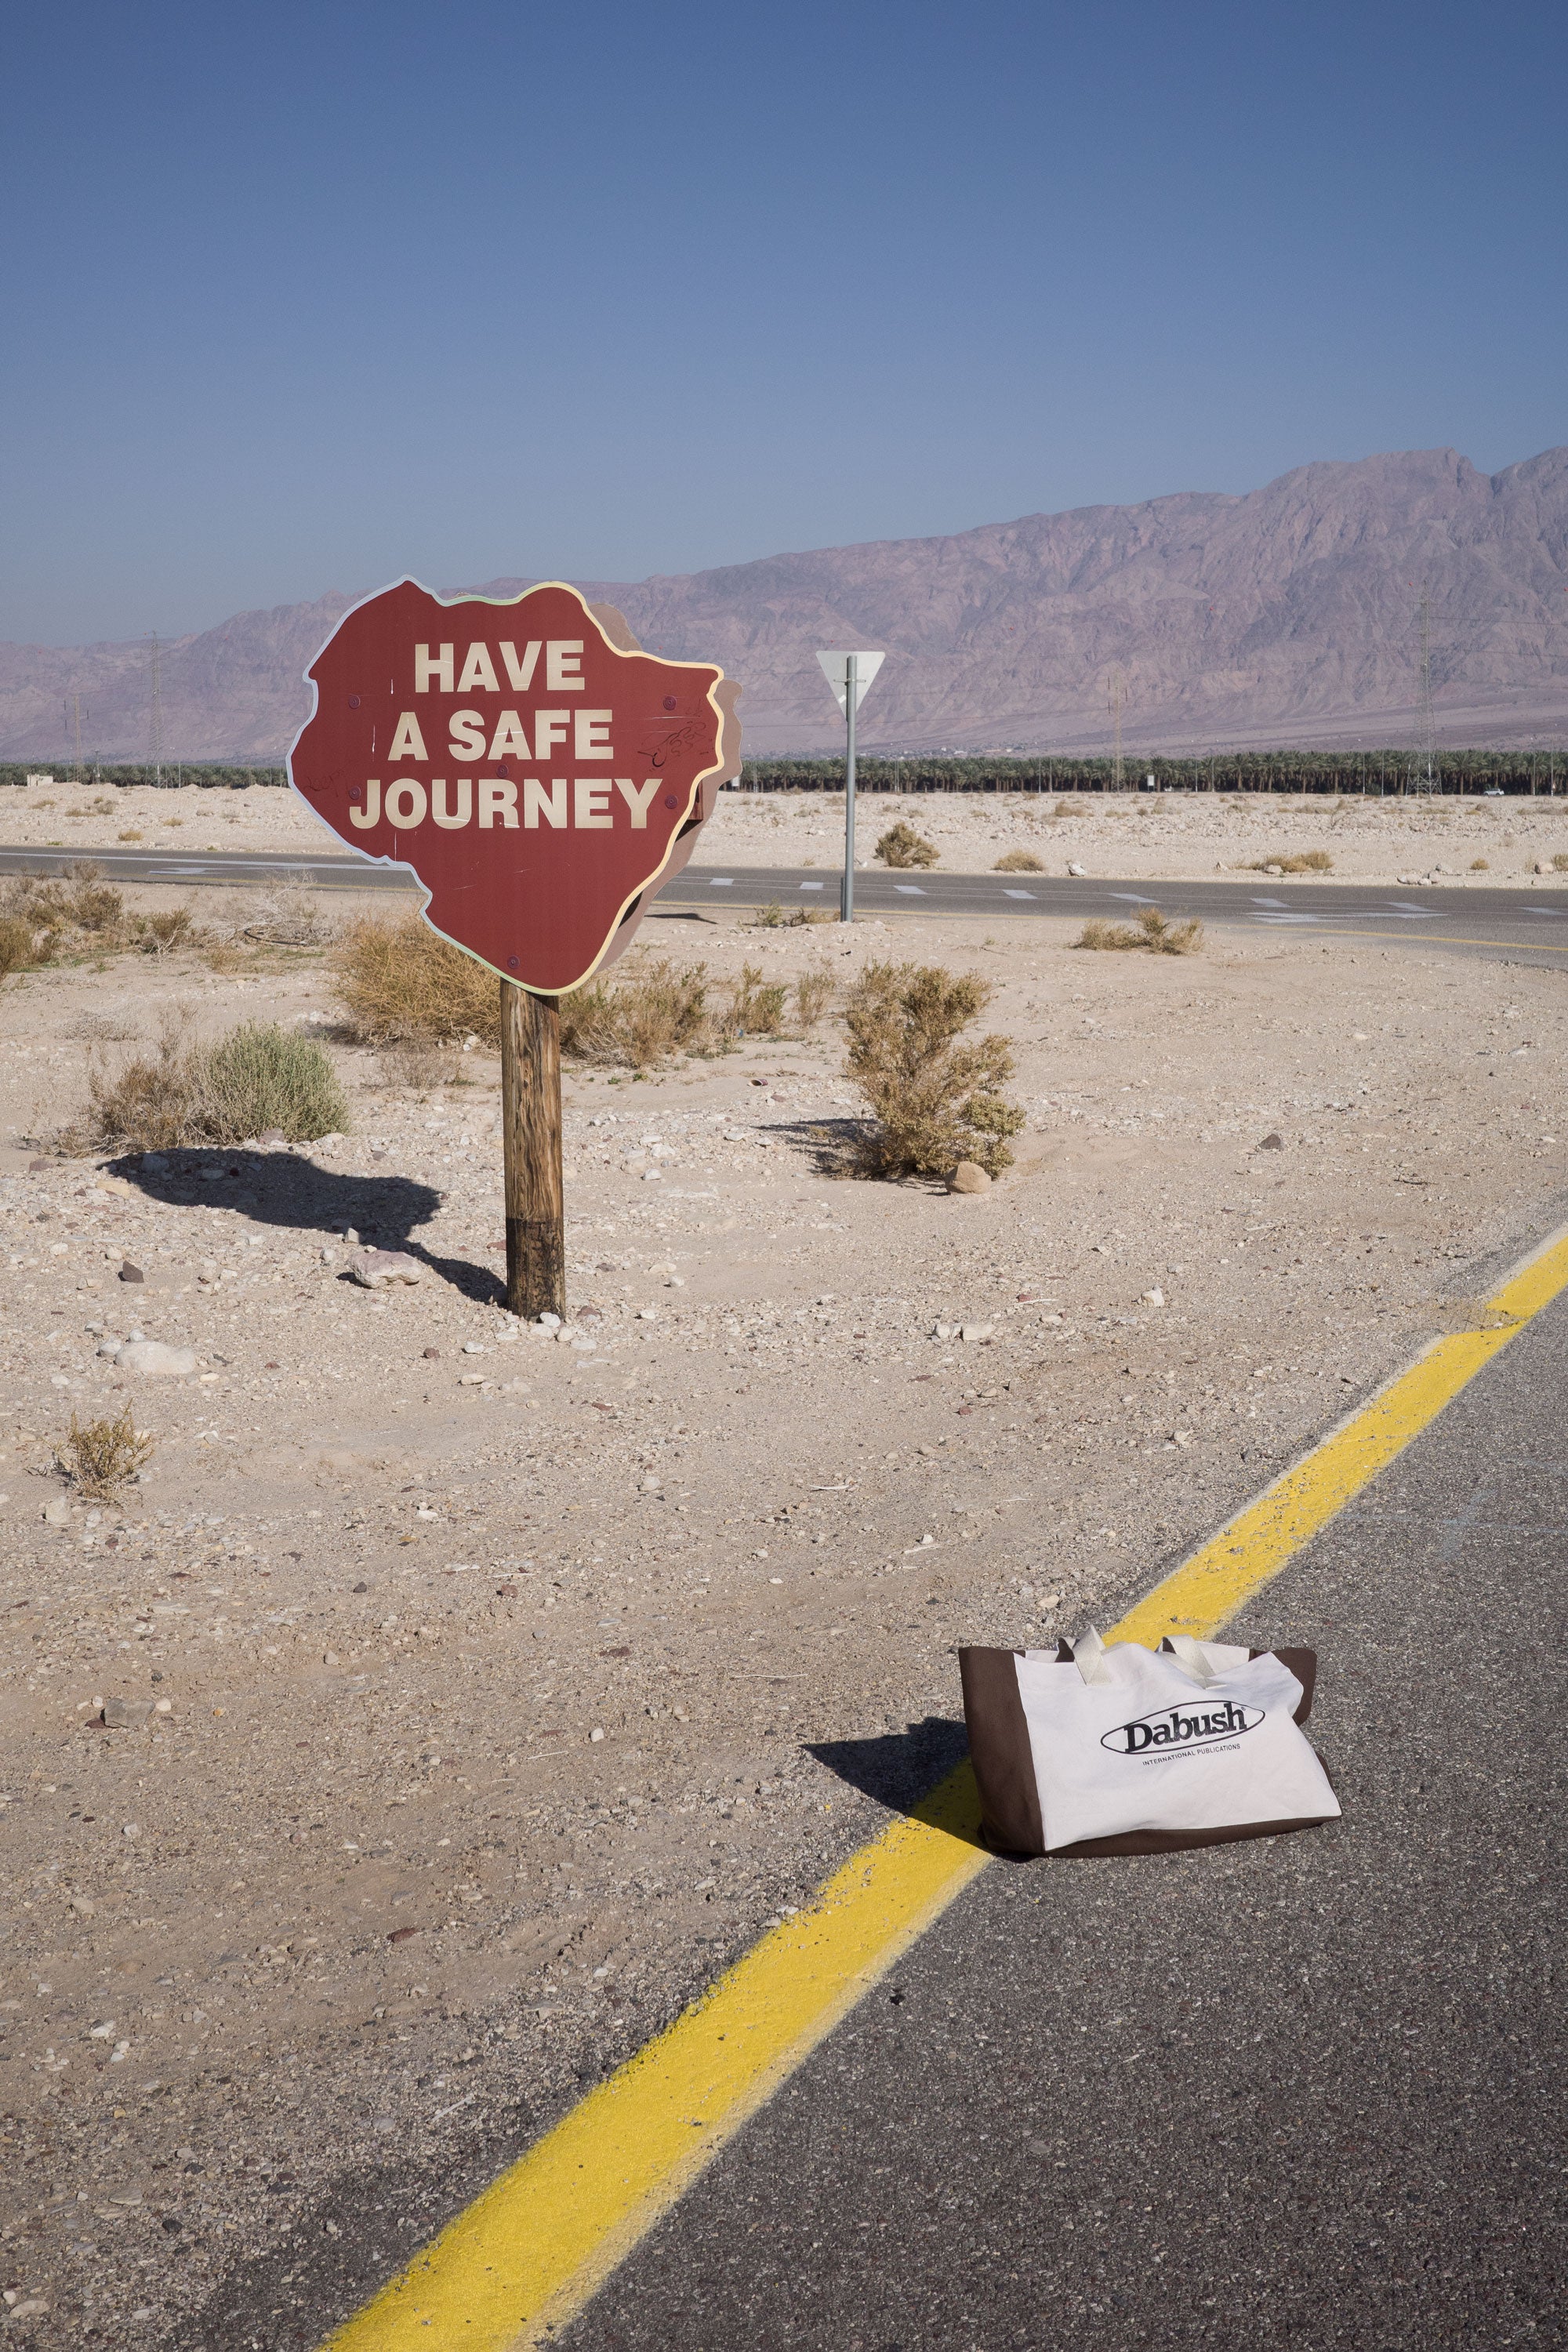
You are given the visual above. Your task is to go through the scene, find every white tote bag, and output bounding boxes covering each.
[960,1632,1341,1857]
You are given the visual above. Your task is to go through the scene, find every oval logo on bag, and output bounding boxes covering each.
[1101,1700,1265,1756]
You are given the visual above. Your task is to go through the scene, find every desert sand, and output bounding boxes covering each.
[2,881,1566,2345]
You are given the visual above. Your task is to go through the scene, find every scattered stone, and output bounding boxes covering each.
[590,1726,605,1742]
[537,1312,562,1330]
[949,1162,992,1194]
[118,1261,145,1283]
[462,1341,485,1354]
[347,1247,423,1288]
[101,1698,153,1729]
[70,1896,96,1916]
[41,1496,71,1526]
[258,1127,286,1144]
[959,1322,994,1343]
[1257,1132,1285,1151]
[423,1346,441,1359]
[1141,1287,1166,1306]
[118,1341,198,1377]
[1066,862,1087,877]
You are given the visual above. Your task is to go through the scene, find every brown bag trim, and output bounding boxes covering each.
[957,1646,1043,1857]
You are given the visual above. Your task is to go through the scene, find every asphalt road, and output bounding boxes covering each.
[560,1279,1568,2352]
[5,840,1568,963]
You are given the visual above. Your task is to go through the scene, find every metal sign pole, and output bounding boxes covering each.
[841,652,858,925]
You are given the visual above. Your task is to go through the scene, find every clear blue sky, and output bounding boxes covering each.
[5,0,1565,644]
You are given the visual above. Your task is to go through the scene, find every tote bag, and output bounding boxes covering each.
[960,1631,1340,1857]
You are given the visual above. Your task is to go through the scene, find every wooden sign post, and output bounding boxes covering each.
[287,577,739,1320]
[501,982,564,1321]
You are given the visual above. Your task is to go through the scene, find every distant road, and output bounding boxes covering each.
[4,841,1567,962]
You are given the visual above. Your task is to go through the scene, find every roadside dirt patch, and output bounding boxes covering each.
[2,912,1566,2347]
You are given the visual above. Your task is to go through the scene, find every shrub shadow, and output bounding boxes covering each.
[107,1145,505,1305]
[807,1714,969,1817]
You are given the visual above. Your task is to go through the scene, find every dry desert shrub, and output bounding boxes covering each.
[722,961,787,1040]
[1471,858,1490,872]
[993,849,1046,873]
[559,957,711,1069]
[63,864,125,932]
[794,966,834,1035]
[843,960,1024,1180]
[239,887,338,947]
[1244,850,1334,875]
[875,821,938,869]
[73,1020,349,1152]
[1552,853,1568,873]
[129,906,196,955]
[1075,907,1203,956]
[753,901,834,927]
[55,1404,154,1501]
[332,914,499,1045]
[0,914,40,979]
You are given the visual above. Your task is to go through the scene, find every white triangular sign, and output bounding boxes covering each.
[816,649,885,717]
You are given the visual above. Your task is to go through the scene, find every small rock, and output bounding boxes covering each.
[1141,1287,1165,1307]
[537,1312,562,1330]
[347,1247,422,1288]
[258,1127,286,1144]
[1536,859,1553,876]
[323,1649,340,1666]
[423,1346,441,1359]
[154,1699,173,1715]
[1066,862,1087,877]
[118,1341,198,1377]
[949,1163,992,1194]
[101,1697,153,1728]
[590,1726,605,1743]
[1257,1132,1284,1152]
[70,1895,96,1916]
[959,1321,994,1342]
[41,1495,71,1526]
[637,1308,659,1322]
[118,1261,145,1283]
[462,1341,485,1354]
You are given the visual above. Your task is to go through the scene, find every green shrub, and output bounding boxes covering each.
[74,1021,348,1152]
[844,961,1024,1180]
[200,1023,350,1142]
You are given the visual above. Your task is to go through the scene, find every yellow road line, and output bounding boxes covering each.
[323,1221,1568,2352]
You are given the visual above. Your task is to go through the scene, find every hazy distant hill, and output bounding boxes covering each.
[5,446,1568,764]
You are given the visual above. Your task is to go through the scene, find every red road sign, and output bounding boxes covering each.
[288,578,738,993]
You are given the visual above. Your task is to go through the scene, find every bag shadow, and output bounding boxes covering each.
[806,1714,969,1818]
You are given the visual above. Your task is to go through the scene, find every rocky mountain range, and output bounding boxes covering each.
[5,445,1567,764]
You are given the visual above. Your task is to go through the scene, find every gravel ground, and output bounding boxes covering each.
[7,773,1568,882]
[1,902,1566,2345]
